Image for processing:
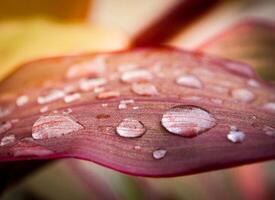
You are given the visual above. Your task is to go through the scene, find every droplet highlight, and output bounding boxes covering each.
[227,126,245,143]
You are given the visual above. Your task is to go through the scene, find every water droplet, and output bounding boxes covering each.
[40,106,49,113]
[101,103,108,107]
[247,79,260,88]
[66,56,106,79]
[134,145,141,150]
[37,89,65,104]
[131,83,158,96]
[227,129,246,143]
[97,91,120,99]
[118,99,135,110]
[121,69,153,83]
[0,121,12,134]
[262,102,275,113]
[63,108,73,114]
[133,106,139,110]
[32,114,83,139]
[116,118,146,138]
[263,125,275,137]
[79,78,107,92]
[161,105,216,137]
[153,149,167,160]
[231,88,255,102]
[0,106,12,118]
[64,93,81,103]
[176,74,203,89]
[13,146,54,157]
[16,95,29,107]
[94,87,105,94]
[0,134,15,146]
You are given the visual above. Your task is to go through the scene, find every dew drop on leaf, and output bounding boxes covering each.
[120,69,153,83]
[161,105,216,137]
[116,118,146,138]
[263,125,275,137]
[32,114,84,139]
[176,74,203,89]
[227,126,246,143]
[131,83,158,96]
[231,88,255,103]
[262,102,275,113]
[153,149,167,160]
[16,95,29,107]
[64,93,81,103]
[97,91,120,99]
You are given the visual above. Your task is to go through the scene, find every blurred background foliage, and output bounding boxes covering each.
[0,0,275,199]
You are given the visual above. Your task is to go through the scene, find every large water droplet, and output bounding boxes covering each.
[153,149,167,160]
[231,88,255,103]
[16,95,29,107]
[0,121,12,134]
[121,69,153,83]
[0,134,15,146]
[32,114,83,139]
[263,125,275,137]
[227,126,245,143]
[131,83,158,96]
[161,105,216,137]
[116,118,146,138]
[176,74,203,89]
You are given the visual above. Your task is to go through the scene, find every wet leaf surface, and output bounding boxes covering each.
[0,47,275,177]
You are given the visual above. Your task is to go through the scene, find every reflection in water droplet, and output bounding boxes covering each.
[262,102,275,113]
[131,83,158,96]
[79,78,107,92]
[32,114,83,139]
[161,105,216,137]
[231,88,255,102]
[37,89,65,104]
[263,125,275,137]
[153,149,167,160]
[0,121,12,134]
[121,69,153,83]
[64,93,81,103]
[16,95,29,107]
[227,126,245,143]
[0,134,15,146]
[116,118,146,138]
[176,75,203,89]
[97,91,120,99]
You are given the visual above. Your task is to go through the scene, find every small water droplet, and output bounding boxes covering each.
[247,79,260,88]
[0,106,12,118]
[66,56,106,79]
[0,134,15,146]
[37,89,65,104]
[101,103,108,107]
[13,146,54,157]
[227,129,246,143]
[94,87,105,94]
[97,91,120,99]
[79,78,107,92]
[0,121,12,134]
[176,74,203,89]
[153,149,167,160]
[210,98,223,105]
[133,106,139,110]
[161,105,216,137]
[116,118,146,138]
[231,88,255,103]
[263,125,275,137]
[118,103,127,110]
[118,99,134,110]
[16,95,29,107]
[262,102,275,113]
[134,145,141,150]
[121,69,153,83]
[64,93,81,103]
[131,83,158,96]
[32,114,83,139]
[63,108,73,114]
[40,106,49,113]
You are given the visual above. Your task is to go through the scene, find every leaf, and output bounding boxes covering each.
[198,19,275,80]
[0,47,275,177]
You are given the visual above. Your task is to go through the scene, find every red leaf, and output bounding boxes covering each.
[198,19,275,80]
[0,47,275,177]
